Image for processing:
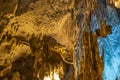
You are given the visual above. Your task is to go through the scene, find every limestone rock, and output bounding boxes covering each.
[0,0,114,80]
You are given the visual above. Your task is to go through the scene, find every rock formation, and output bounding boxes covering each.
[0,0,119,80]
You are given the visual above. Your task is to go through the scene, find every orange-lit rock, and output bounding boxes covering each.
[0,0,113,80]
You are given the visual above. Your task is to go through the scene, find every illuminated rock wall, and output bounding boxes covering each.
[0,0,120,80]
[98,3,120,80]
[0,0,77,80]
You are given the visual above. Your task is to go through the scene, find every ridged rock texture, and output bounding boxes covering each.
[0,0,120,80]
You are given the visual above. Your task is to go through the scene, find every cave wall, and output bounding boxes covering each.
[0,0,78,80]
[0,0,120,80]
[98,3,120,80]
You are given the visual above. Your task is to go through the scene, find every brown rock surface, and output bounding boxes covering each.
[0,0,112,80]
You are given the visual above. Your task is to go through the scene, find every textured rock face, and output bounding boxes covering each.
[0,0,18,14]
[98,3,120,80]
[106,0,120,8]
[80,22,112,80]
[0,0,116,80]
[0,0,77,80]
